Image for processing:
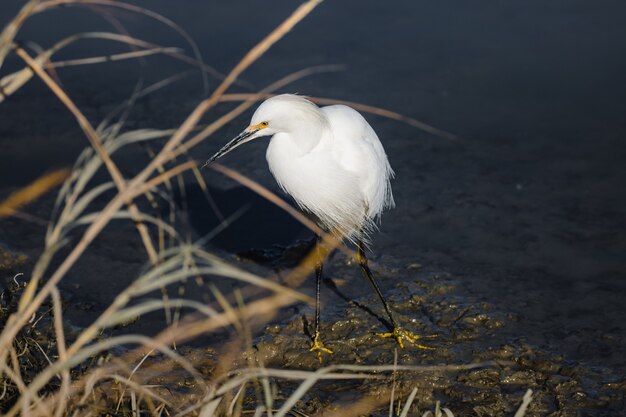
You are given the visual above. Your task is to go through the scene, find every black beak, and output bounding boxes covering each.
[202,129,257,168]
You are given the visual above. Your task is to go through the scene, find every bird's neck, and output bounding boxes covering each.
[274,122,330,156]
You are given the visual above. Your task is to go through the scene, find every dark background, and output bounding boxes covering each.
[1,0,625,378]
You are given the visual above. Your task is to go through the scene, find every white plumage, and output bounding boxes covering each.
[208,94,395,243]
[207,96,428,353]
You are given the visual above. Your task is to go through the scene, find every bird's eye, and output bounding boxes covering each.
[260,121,269,128]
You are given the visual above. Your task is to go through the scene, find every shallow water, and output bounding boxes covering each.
[1,0,625,414]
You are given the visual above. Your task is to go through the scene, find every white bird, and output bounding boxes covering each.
[206,94,431,359]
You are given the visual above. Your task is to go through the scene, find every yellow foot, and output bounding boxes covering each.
[310,333,333,363]
[377,327,437,350]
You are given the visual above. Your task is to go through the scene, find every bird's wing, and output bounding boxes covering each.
[321,105,395,221]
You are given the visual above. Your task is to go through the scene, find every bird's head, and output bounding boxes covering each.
[203,94,325,166]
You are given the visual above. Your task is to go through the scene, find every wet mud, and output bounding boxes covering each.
[242,246,624,416]
[38,241,620,416]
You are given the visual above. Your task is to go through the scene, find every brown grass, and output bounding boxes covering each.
[0,169,70,218]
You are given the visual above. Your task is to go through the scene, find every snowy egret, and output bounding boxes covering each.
[205,94,430,358]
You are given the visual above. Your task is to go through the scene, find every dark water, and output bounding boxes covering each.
[1,0,625,413]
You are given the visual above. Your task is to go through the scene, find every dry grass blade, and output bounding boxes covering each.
[134,265,307,303]
[270,362,508,417]
[208,0,323,100]
[1,31,183,104]
[514,389,533,417]
[32,295,302,415]
[309,97,458,141]
[165,0,324,159]
[71,210,179,240]
[168,368,381,417]
[33,0,211,90]
[207,163,356,272]
[282,230,343,290]
[389,348,398,417]
[261,64,346,92]
[109,374,172,413]
[133,160,198,197]
[274,363,447,417]
[1,130,198,417]
[50,46,182,68]
[142,292,298,354]
[198,397,222,417]
[0,169,70,218]
[311,362,510,373]
[99,74,191,136]
[3,209,48,225]
[14,45,159,264]
[0,0,38,69]
[209,163,321,235]
[399,388,418,417]
[108,299,217,328]
[38,236,307,407]
[177,64,346,159]
[217,93,458,141]
[11,334,203,417]
[51,287,71,417]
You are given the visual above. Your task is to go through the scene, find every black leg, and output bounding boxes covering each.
[356,228,435,349]
[314,247,323,339]
[356,230,399,330]
[310,235,333,360]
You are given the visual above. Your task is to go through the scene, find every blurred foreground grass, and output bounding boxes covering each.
[0,1,533,416]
